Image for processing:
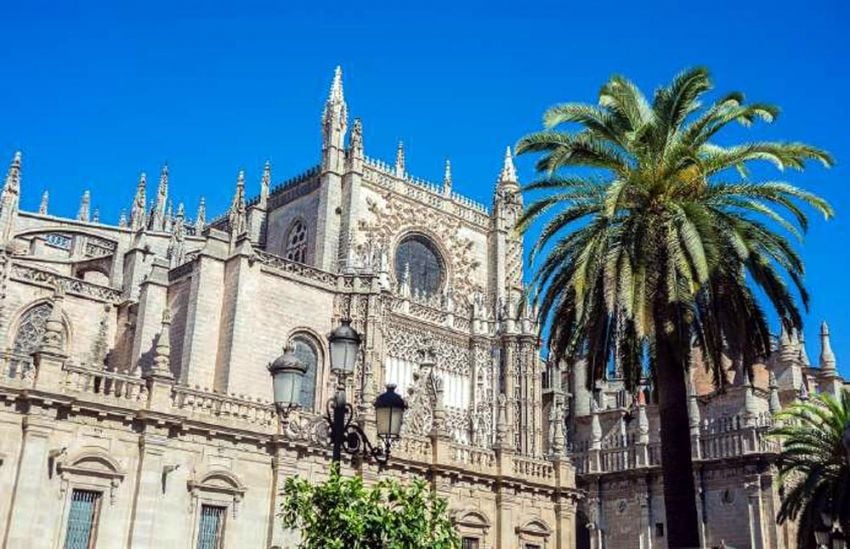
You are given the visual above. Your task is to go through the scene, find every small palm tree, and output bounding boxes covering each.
[772,391,850,546]
[516,68,833,547]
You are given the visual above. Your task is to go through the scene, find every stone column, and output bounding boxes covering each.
[745,475,766,549]
[2,413,54,547]
[127,433,169,549]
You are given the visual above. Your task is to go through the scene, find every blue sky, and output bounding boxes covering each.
[1,0,848,375]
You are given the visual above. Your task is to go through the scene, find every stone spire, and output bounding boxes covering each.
[819,321,836,372]
[443,159,452,196]
[77,190,91,222]
[395,141,405,178]
[195,197,206,233]
[259,161,271,210]
[149,309,174,379]
[228,170,248,238]
[38,190,48,215]
[499,146,518,185]
[799,332,811,366]
[92,208,99,224]
[130,172,147,231]
[152,164,169,231]
[118,209,128,228]
[321,66,348,171]
[0,151,22,244]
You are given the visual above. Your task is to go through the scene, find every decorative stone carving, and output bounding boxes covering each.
[357,192,483,300]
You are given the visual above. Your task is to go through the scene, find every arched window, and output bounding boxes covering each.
[394,234,444,297]
[13,302,54,356]
[284,220,308,263]
[290,335,319,410]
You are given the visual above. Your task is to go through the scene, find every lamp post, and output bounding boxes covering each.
[269,319,407,466]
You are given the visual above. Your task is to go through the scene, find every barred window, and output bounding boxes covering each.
[461,537,481,549]
[394,234,444,297]
[64,489,102,549]
[197,505,226,549]
[284,220,308,263]
[290,335,319,410]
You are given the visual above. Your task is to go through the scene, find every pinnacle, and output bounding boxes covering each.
[500,146,518,183]
[329,65,344,103]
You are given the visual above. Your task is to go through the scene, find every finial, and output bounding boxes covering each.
[176,201,185,218]
[195,197,206,233]
[130,172,147,231]
[443,159,452,195]
[38,190,49,215]
[228,171,248,237]
[395,141,405,177]
[500,146,518,183]
[820,321,836,373]
[92,208,99,224]
[77,190,91,222]
[4,151,22,192]
[259,161,271,209]
[150,308,174,379]
[118,209,127,227]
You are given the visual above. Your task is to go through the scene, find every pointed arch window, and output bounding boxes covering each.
[290,335,320,410]
[13,302,54,357]
[284,220,308,264]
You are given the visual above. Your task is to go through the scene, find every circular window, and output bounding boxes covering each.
[394,234,444,297]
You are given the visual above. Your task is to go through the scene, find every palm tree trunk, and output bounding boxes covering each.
[655,321,701,548]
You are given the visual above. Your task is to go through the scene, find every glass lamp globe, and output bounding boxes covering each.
[374,384,407,439]
[268,345,307,410]
[329,319,361,377]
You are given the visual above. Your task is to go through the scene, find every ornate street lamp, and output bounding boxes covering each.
[270,320,407,467]
[268,345,307,415]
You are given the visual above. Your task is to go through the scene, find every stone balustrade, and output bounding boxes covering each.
[571,413,779,476]
[0,357,573,490]
[63,364,149,406]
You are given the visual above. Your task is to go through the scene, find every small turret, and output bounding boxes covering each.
[259,161,271,210]
[77,190,91,222]
[819,321,836,372]
[395,141,405,178]
[443,159,452,196]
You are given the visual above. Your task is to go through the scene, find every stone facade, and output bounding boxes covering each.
[557,323,848,549]
[0,68,580,549]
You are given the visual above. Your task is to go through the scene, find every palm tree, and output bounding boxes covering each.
[516,68,833,547]
[772,391,850,546]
